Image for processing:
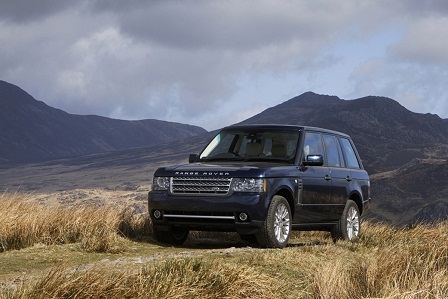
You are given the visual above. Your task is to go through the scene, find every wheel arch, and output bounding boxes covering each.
[275,188,295,218]
[348,191,363,215]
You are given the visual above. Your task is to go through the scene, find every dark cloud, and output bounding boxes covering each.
[397,0,448,16]
[0,0,77,23]
[118,3,302,50]
[1,0,447,131]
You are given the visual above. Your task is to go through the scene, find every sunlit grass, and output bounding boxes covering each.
[0,192,150,253]
[1,192,447,298]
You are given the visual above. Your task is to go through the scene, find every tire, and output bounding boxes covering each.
[256,195,291,248]
[331,199,360,242]
[153,226,189,245]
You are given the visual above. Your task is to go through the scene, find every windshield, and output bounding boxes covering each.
[199,128,300,163]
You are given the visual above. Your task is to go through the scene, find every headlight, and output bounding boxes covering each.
[152,177,170,191]
[232,178,265,192]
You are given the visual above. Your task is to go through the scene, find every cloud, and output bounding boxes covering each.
[115,1,338,50]
[1,0,447,131]
[348,10,448,118]
[349,55,448,118]
[389,16,448,65]
[0,0,76,23]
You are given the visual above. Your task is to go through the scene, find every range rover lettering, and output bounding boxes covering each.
[148,125,371,248]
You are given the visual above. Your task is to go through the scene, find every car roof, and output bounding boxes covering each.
[223,124,350,138]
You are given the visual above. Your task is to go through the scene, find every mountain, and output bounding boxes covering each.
[0,90,446,225]
[241,92,448,172]
[240,92,448,224]
[0,80,207,163]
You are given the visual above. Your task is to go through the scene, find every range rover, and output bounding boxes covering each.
[148,124,370,248]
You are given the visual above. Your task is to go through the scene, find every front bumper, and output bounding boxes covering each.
[148,191,268,234]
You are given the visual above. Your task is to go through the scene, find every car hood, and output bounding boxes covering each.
[154,162,296,178]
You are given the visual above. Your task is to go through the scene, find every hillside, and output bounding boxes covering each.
[240,92,448,224]
[0,80,207,163]
[0,91,447,225]
[241,92,448,172]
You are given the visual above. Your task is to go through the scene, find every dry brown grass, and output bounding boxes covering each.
[0,192,150,253]
[307,222,448,298]
[360,221,448,298]
[1,192,447,298]
[4,258,282,299]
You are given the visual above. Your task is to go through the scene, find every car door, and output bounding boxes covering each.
[298,131,332,223]
[339,137,370,204]
[322,134,348,220]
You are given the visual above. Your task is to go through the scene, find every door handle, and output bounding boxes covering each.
[324,175,332,181]
[346,176,352,181]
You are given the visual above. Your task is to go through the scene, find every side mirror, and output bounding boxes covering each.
[189,154,199,163]
[302,154,324,166]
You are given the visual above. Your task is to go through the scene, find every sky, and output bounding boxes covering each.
[1,0,448,131]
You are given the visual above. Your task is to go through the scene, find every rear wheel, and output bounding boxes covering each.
[256,195,291,248]
[331,200,360,242]
[153,226,189,245]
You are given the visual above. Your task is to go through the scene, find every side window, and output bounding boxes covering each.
[303,132,324,158]
[323,134,341,167]
[340,138,361,169]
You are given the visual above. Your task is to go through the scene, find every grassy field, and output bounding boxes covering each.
[0,192,447,299]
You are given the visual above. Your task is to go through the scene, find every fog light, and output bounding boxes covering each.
[153,210,162,219]
[239,213,248,221]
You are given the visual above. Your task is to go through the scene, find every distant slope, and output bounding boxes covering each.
[0,80,207,163]
[240,92,448,224]
[240,92,448,172]
[1,90,447,224]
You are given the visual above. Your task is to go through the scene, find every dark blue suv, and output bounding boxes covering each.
[148,125,370,248]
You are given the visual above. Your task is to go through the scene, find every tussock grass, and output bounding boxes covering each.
[0,192,150,253]
[360,221,448,298]
[306,222,448,298]
[1,192,447,298]
[5,259,282,299]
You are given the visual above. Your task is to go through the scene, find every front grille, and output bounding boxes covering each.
[171,177,232,195]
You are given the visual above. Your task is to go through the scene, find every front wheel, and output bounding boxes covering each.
[331,200,360,242]
[256,195,291,248]
[153,226,189,245]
